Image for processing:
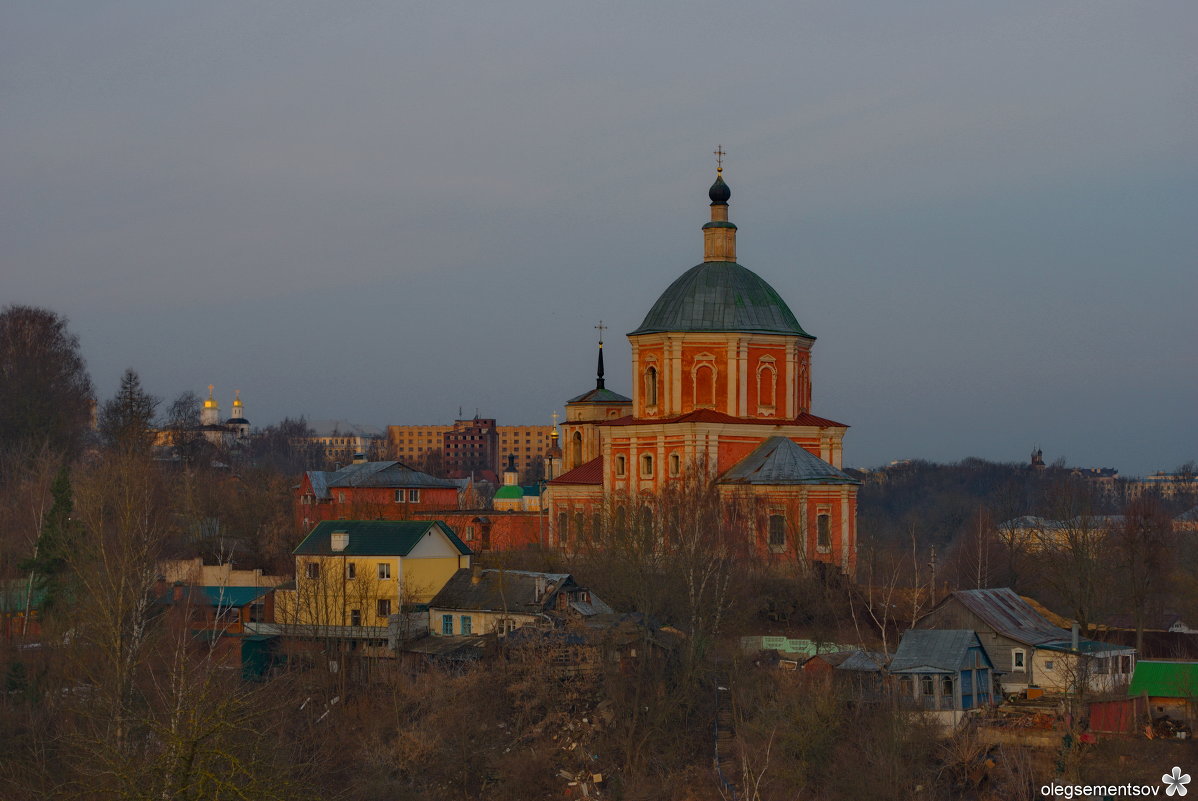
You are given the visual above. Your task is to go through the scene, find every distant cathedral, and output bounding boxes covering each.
[545,161,859,575]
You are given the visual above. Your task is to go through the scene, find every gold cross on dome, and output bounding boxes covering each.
[551,410,560,427]
[595,320,606,345]
[714,145,726,172]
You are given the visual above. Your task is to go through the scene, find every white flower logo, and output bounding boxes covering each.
[1164,766,1191,797]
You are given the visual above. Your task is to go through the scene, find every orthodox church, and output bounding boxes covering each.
[545,166,859,575]
[199,385,251,443]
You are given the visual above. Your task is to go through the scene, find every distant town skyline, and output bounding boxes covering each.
[3,2,1194,476]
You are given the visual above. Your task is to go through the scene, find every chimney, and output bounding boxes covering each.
[471,563,482,585]
[1071,622,1080,652]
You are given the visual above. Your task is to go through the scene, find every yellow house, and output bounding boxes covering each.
[276,520,472,635]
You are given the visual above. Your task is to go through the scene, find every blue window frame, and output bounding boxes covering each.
[441,614,453,635]
[460,615,472,635]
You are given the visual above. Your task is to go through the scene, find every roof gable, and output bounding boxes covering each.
[293,520,471,557]
[930,588,1068,647]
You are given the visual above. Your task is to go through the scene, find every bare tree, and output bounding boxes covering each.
[0,305,95,458]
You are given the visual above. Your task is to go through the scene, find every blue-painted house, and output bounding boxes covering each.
[889,629,996,727]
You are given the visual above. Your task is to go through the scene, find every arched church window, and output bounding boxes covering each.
[693,363,716,407]
[756,359,777,411]
[645,366,658,407]
[817,513,831,550]
[669,453,680,476]
[571,431,583,469]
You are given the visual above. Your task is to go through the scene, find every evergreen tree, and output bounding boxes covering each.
[98,368,160,451]
[19,464,79,615]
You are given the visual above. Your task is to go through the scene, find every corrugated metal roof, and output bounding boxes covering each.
[1129,660,1198,697]
[889,629,986,674]
[293,520,471,557]
[946,588,1071,647]
[430,569,573,613]
[835,650,888,672]
[629,261,813,337]
[719,436,860,486]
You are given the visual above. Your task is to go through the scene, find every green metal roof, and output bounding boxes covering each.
[1129,661,1198,698]
[630,261,813,337]
[293,520,472,557]
[493,485,523,499]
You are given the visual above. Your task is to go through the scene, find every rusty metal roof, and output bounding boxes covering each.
[945,588,1072,647]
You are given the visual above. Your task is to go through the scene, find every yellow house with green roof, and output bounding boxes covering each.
[275,520,472,637]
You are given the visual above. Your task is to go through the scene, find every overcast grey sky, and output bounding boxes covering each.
[2,1,1195,475]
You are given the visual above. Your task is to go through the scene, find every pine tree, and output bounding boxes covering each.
[98,368,160,451]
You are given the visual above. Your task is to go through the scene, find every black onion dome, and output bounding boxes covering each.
[709,174,731,204]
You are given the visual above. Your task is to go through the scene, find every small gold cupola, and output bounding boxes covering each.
[702,148,737,262]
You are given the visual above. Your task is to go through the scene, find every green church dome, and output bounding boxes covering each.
[629,261,813,337]
[493,485,523,500]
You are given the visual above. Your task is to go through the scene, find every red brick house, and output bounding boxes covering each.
[295,458,459,532]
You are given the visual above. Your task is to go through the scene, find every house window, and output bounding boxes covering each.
[768,514,786,548]
[249,602,264,623]
[377,599,391,618]
[305,563,319,580]
[1013,650,1026,671]
[378,563,391,580]
[558,512,569,544]
[350,609,361,627]
[1045,660,1054,671]
[641,454,653,477]
[394,489,403,503]
[615,455,626,476]
[669,453,680,476]
[921,675,934,696]
[498,618,516,636]
[941,676,953,698]
[460,616,472,635]
[337,492,345,503]
[817,514,831,549]
[442,614,453,635]
[464,525,475,542]
[408,489,420,502]
[347,563,356,579]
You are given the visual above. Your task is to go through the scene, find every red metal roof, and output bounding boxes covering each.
[549,456,604,485]
[597,410,847,428]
